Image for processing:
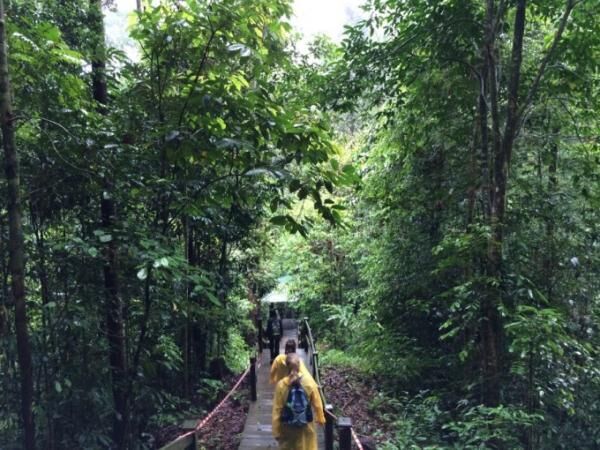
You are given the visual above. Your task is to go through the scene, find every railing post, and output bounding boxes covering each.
[302,317,309,352]
[337,417,352,450]
[257,318,263,352]
[325,404,334,450]
[250,356,257,401]
[191,430,199,450]
[312,351,319,379]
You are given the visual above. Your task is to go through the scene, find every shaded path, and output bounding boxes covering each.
[238,319,324,449]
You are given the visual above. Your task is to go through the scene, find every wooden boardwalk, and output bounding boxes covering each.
[238,320,324,450]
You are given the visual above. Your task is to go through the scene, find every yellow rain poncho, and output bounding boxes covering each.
[272,374,326,450]
[269,354,313,385]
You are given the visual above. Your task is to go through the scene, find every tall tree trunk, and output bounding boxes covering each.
[89,1,128,447]
[480,0,576,407]
[481,0,527,407]
[0,1,36,448]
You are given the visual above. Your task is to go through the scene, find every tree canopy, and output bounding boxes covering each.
[0,0,598,449]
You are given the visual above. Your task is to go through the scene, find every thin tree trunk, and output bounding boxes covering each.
[31,212,56,450]
[101,189,128,449]
[0,1,35,447]
[544,127,559,300]
[89,0,128,447]
[0,214,9,337]
[477,39,490,221]
[466,118,478,229]
[183,219,191,396]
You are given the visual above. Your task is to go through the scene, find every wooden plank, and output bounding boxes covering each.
[238,327,325,449]
[159,433,195,450]
[180,419,198,430]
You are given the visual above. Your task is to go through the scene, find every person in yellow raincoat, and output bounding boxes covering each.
[270,339,313,385]
[272,353,325,450]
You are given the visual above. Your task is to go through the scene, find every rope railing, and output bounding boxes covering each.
[160,316,365,450]
[301,317,365,450]
[159,314,269,450]
[324,407,365,450]
[352,427,365,450]
[159,357,256,450]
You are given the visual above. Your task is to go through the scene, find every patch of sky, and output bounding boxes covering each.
[104,0,364,61]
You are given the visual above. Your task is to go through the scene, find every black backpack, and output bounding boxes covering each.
[281,378,313,427]
[270,317,281,337]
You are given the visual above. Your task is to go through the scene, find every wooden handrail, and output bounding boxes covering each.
[303,316,316,353]
[161,318,363,450]
[301,317,364,450]
[159,434,195,450]
[301,317,327,407]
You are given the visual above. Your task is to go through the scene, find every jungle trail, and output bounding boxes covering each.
[0,1,598,449]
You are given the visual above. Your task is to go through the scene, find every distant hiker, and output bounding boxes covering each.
[270,339,313,385]
[266,308,283,362]
[272,353,325,450]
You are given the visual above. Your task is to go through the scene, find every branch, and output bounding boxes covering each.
[518,0,577,120]
[48,139,96,178]
[493,0,509,35]
[29,117,97,178]
[439,56,482,79]
[556,96,595,150]
[176,25,217,128]
[486,0,501,176]
[38,117,78,139]
[500,0,527,166]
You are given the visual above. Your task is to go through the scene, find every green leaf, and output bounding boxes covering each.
[99,234,112,243]
[270,215,288,225]
[227,43,251,57]
[137,268,148,280]
[246,168,279,178]
[205,291,221,307]
[215,117,227,130]
[153,257,169,268]
[289,179,301,192]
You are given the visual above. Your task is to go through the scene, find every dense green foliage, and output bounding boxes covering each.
[270,0,600,448]
[1,0,598,449]
[0,1,342,448]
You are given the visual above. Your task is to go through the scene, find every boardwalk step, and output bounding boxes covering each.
[238,326,324,449]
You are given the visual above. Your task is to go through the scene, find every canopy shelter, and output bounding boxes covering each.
[260,275,296,304]
[261,290,290,303]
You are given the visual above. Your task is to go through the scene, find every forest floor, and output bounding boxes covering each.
[321,366,396,448]
[152,373,250,449]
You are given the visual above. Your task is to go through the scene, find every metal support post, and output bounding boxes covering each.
[250,356,257,401]
[325,404,334,450]
[303,317,309,352]
[337,417,352,450]
[257,318,263,352]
